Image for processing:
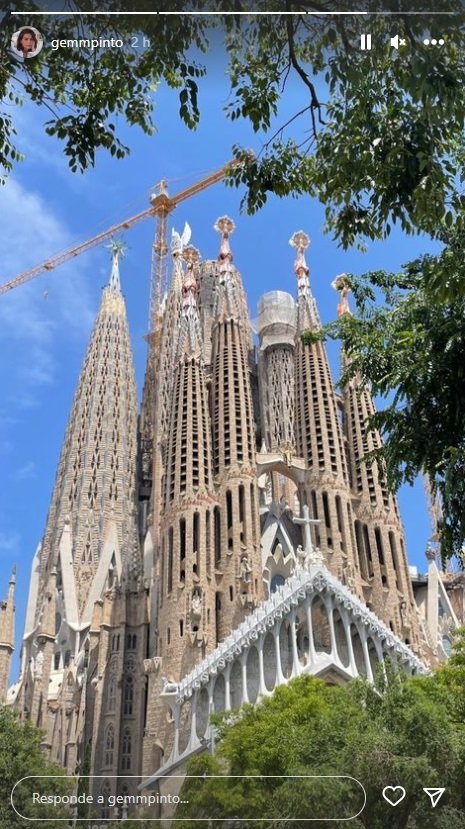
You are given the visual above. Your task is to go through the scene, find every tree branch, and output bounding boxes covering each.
[259,104,312,157]
[285,11,325,138]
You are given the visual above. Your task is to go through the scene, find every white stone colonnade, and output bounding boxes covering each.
[141,563,425,788]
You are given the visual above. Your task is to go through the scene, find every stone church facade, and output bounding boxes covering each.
[1,219,462,816]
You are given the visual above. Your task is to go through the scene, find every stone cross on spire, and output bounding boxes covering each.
[293,505,323,567]
[106,239,126,293]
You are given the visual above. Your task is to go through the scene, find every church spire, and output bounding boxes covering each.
[292,233,363,594]
[290,231,320,331]
[24,249,138,633]
[335,278,420,644]
[106,240,125,293]
[332,274,352,376]
[213,216,242,323]
[8,566,16,599]
[156,234,217,721]
[0,568,15,703]
[215,215,234,277]
[332,273,351,317]
[176,245,202,359]
[211,215,262,641]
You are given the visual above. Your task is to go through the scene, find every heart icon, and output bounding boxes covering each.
[383,786,406,807]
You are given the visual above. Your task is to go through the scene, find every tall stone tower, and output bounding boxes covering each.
[334,276,420,645]
[30,247,139,617]
[159,245,217,672]
[14,250,147,790]
[210,218,262,641]
[292,232,363,594]
[143,219,263,776]
[0,569,15,703]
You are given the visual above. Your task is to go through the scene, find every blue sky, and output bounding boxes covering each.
[0,32,438,677]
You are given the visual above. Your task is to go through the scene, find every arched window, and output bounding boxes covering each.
[168,527,173,593]
[214,506,221,563]
[389,531,401,588]
[226,490,233,550]
[123,675,134,717]
[374,527,385,565]
[322,491,331,529]
[362,524,374,578]
[121,728,132,771]
[239,484,245,544]
[193,512,200,570]
[104,725,114,767]
[270,574,285,593]
[107,675,117,713]
[180,517,186,581]
[205,510,211,573]
[126,633,137,651]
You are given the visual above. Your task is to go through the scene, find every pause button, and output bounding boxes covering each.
[361,34,372,50]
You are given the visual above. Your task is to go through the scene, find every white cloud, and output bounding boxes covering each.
[0,532,20,552]
[0,438,14,454]
[13,461,37,481]
[0,178,97,399]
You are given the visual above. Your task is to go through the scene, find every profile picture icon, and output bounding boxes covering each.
[11,26,43,59]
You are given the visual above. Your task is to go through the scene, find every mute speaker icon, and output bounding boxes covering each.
[390,34,407,49]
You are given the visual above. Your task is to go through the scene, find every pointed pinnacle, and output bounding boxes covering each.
[289,231,310,277]
[332,273,351,317]
[7,567,16,602]
[106,239,126,292]
[214,216,235,267]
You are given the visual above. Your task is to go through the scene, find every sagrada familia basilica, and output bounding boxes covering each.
[0,217,464,817]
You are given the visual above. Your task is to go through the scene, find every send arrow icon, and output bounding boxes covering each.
[423,788,445,808]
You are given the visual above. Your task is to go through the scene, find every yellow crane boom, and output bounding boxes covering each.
[0,159,241,299]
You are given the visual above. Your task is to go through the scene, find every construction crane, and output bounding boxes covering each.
[0,158,244,340]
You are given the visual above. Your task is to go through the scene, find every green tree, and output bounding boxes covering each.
[2,1,465,249]
[307,226,465,561]
[0,706,71,828]
[435,626,465,721]
[174,666,465,829]
[2,3,465,556]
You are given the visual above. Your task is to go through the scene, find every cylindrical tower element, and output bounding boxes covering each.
[291,233,363,595]
[334,277,421,648]
[210,217,262,641]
